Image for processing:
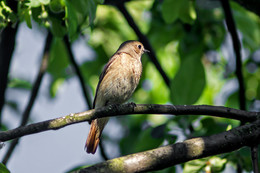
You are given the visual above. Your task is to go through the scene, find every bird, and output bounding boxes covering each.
[85,40,149,154]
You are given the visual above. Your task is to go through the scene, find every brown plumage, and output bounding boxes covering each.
[85,40,149,154]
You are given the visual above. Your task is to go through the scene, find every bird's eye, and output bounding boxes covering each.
[138,45,142,49]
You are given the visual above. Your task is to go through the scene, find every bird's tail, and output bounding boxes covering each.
[85,118,108,154]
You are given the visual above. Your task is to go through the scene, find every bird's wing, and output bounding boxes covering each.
[92,53,121,108]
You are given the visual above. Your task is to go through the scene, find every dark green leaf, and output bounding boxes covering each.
[24,8,32,28]
[170,51,206,105]
[48,38,69,78]
[134,127,164,153]
[5,100,19,113]
[49,0,65,13]
[65,0,78,41]
[161,0,183,24]
[8,78,32,90]
[49,16,67,37]
[47,38,70,97]
[161,0,196,24]
[0,163,10,173]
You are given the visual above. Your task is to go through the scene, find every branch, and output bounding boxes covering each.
[0,103,258,142]
[221,0,245,111]
[220,1,259,172]
[113,2,171,87]
[64,36,92,109]
[0,23,18,125]
[2,32,53,164]
[78,119,260,173]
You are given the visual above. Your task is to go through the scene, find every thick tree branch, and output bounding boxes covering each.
[0,24,18,126]
[113,2,170,87]
[2,32,53,165]
[64,36,92,109]
[77,119,260,173]
[0,103,258,142]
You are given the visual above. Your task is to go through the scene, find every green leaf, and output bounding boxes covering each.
[184,157,226,173]
[65,0,78,41]
[50,78,65,97]
[0,163,10,173]
[231,2,260,51]
[49,0,65,13]
[183,158,207,173]
[86,0,97,26]
[8,78,32,90]
[161,0,196,24]
[49,16,67,37]
[170,51,206,105]
[26,0,50,8]
[134,126,164,153]
[69,0,88,14]
[179,1,196,24]
[209,157,227,172]
[5,100,19,113]
[48,38,70,78]
[161,0,182,24]
[22,8,32,28]
[47,38,70,97]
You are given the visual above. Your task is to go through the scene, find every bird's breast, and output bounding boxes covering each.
[98,56,142,105]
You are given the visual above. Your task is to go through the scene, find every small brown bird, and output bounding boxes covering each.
[85,40,149,154]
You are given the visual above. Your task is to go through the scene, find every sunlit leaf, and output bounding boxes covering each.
[183,158,207,173]
[26,0,50,8]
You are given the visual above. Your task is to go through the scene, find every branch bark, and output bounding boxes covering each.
[221,0,245,111]
[220,1,259,172]
[113,2,171,87]
[0,103,258,142]
[64,36,92,109]
[78,119,260,173]
[2,32,52,165]
[0,23,18,126]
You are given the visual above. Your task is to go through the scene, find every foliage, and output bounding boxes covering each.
[1,0,260,172]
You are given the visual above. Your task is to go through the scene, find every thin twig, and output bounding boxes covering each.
[0,103,258,142]
[114,2,170,87]
[220,0,245,111]
[78,119,260,173]
[99,139,109,160]
[220,1,258,172]
[251,145,259,173]
[2,32,53,165]
[64,35,108,159]
[64,36,92,109]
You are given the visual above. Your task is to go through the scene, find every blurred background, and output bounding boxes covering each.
[0,0,260,172]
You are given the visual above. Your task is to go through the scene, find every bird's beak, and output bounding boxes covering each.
[143,49,150,53]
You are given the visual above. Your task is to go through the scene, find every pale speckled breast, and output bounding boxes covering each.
[95,53,142,108]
